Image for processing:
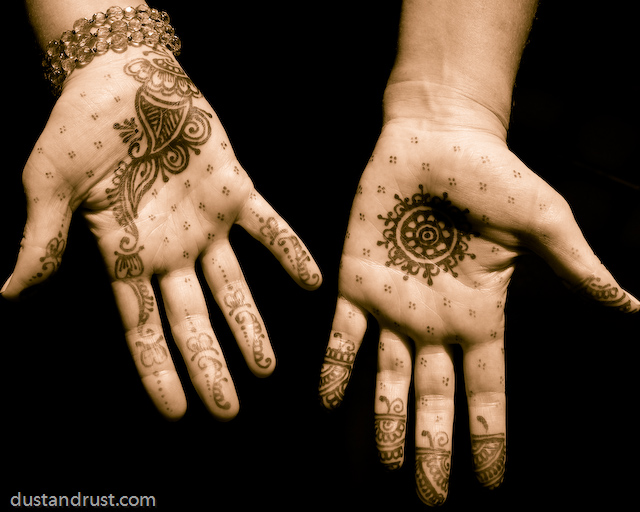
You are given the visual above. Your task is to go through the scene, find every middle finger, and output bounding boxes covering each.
[414,344,455,507]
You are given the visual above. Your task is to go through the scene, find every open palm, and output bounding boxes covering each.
[3,47,321,420]
[319,119,638,505]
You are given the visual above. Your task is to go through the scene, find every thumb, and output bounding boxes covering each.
[1,165,73,300]
[528,194,640,313]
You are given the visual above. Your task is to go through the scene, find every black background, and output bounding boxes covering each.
[3,1,639,510]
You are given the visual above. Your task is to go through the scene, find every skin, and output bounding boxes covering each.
[319,0,639,506]
[3,3,322,420]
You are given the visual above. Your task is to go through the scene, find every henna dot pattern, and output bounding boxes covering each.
[377,186,477,285]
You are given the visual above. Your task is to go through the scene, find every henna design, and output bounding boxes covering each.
[319,332,356,409]
[377,186,477,285]
[415,431,451,506]
[222,286,272,369]
[224,286,250,317]
[127,278,155,329]
[470,433,506,489]
[574,275,636,313]
[235,310,271,369]
[476,415,489,432]
[259,217,320,287]
[135,330,168,368]
[185,332,230,410]
[31,232,66,281]
[108,50,212,279]
[374,396,406,470]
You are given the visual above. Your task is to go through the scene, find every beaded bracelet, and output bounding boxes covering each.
[43,5,181,96]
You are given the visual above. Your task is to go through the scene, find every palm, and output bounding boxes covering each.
[7,47,321,420]
[320,120,638,505]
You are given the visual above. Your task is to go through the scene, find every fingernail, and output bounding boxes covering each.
[0,273,13,294]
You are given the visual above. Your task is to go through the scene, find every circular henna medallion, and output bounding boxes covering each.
[377,186,477,285]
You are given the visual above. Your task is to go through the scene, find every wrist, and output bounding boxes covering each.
[27,1,150,49]
[38,4,180,96]
[382,79,509,141]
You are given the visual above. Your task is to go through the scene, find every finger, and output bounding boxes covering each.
[374,328,412,470]
[414,345,455,507]
[319,294,368,409]
[2,160,74,299]
[237,191,322,290]
[462,339,507,490]
[200,242,276,377]
[157,269,240,420]
[529,192,639,313]
[112,278,187,420]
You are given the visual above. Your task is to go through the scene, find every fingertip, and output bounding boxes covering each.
[141,372,188,421]
[298,266,323,291]
[470,432,507,490]
[250,355,277,378]
[0,273,17,300]
[160,403,187,422]
[210,399,240,422]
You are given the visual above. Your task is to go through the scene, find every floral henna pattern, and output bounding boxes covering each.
[378,186,477,285]
[108,50,212,279]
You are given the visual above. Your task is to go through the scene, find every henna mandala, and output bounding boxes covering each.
[259,217,320,287]
[415,431,451,506]
[470,433,506,489]
[185,332,230,410]
[377,186,477,285]
[374,396,406,470]
[319,332,356,409]
[108,50,212,279]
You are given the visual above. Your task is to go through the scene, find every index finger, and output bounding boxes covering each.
[237,191,322,290]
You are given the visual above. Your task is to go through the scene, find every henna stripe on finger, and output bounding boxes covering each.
[571,275,640,313]
[259,216,321,288]
[220,282,273,373]
[415,430,451,507]
[470,431,506,490]
[185,331,231,411]
[319,332,356,409]
[374,396,406,470]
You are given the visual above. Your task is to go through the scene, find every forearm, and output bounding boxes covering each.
[26,0,149,49]
[385,0,537,131]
